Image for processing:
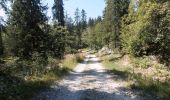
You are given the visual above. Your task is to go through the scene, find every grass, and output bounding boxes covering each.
[0,52,85,100]
[0,67,69,100]
[100,54,170,99]
[130,74,170,99]
[62,53,85,69]
[102,59,132,81]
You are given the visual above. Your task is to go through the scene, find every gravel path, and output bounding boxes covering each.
[34,55,148,100]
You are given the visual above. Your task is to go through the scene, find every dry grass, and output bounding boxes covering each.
[62,53,85,69]
[0,52,86,100]
[101,54,170,99]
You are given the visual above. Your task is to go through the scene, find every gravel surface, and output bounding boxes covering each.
[33,55,149,100]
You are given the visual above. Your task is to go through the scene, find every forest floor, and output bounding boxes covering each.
[33,54,153,100]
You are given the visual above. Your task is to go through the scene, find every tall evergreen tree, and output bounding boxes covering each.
[8,0,48,58]
[0,0,8,56]
[51,0,66,58]
[81,9,87,30]
[88,18,95,27]
[103,0,130,48]
[0,0,8,12]
[0,23,4,55]
[74,8,81,48]
[52,0,65,26]
[74,8,81,26]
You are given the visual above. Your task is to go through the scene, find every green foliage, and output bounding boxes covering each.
[52,0,65,26]
[49,26,67,58]
[0,25,4,55]
[132,57,151,68]
[103,0,130,48]
[81,9,87,30]
[7,0,48,59]
[0,0,9,12]
[0,52,81,99]
[0,0,87,99]
[84,0,130,49]
[102,54,170,98]
[83,22,105,49]
[74,8,88,49]
[130,75,170,99]
[121,1,170,63]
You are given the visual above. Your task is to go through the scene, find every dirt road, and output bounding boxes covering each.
[34,55,148,100]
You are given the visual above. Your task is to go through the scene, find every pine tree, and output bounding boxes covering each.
[88,18,95,27]
[65,15,77,53]
[0,0,8,56]
[103,0,130,48]
[51,0,66,58]
[52,0,65,26]
[74,8,81,26]
[0,24,4,55]
[81,9,87,30]
[8,0,48,58]
[0,0,8,12]
[74,8,81,48]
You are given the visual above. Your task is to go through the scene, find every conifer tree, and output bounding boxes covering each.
[81,9,87,30]
[103,0,130,48]
[0,23,4,55]
[8,0,48,58]
[74,8,81,48]
[51,0,66,58]
[52,0,65,26]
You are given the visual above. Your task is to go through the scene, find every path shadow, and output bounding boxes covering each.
[69,68,129,82]
[79,57,103,64]
[33,85,149,100]
[87,60,102,64]
[107,69,131,80]
[0,72,49,100]
[32,67,161,100]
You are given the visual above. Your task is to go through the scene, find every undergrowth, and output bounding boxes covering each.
[101,54,170,99]
[0,53,85,100]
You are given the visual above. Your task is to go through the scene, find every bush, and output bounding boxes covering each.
[121,1,170,64]
[132,57,151,68]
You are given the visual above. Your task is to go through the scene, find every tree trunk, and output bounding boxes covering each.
[0,25,3,55]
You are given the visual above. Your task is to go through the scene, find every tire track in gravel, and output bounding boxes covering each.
[34,55,148,100]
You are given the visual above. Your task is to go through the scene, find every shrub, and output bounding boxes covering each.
[121,1,170,64]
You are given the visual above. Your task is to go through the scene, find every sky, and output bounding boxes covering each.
[0,0,105,21]
[44,0,105,19]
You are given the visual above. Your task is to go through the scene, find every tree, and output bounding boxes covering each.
[50,26,66,58]
[121,0,170,63]
[103,0,130,48]
[0,0,9,56]
[65,16,78,53]
[0,0,9,12]
[81,9,87,30]
[74,8,82,48]
[52,0,65,26]
[96,16,102,24]
[0,23,5,55]
[8,0,48,59]
[74,8,81,26]
[51,0,66,58]
[88,18,95,27]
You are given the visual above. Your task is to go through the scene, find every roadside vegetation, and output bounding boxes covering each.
[99,51,170,99]
[0,53,84,99]
[0,0,170,99]
[84,0,170,99]
[0,0,87,99]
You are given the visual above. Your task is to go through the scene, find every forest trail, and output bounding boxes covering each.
[34,55,147,100]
